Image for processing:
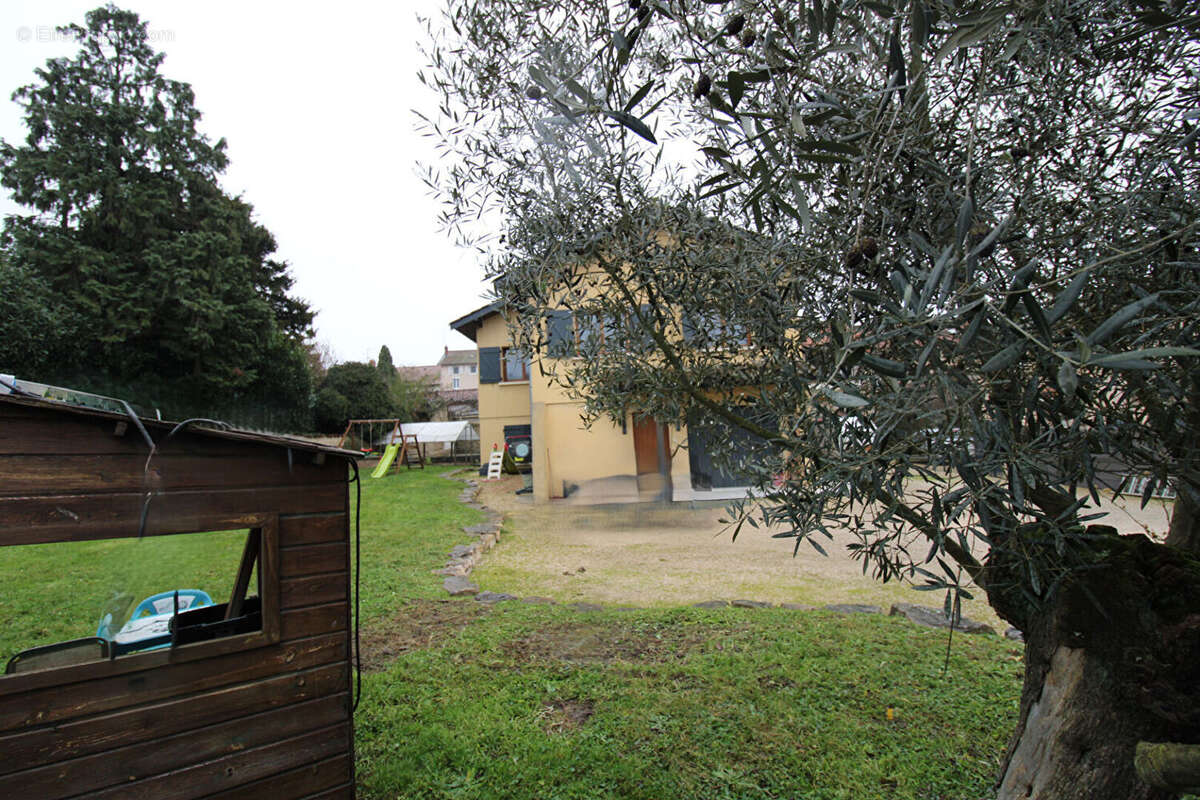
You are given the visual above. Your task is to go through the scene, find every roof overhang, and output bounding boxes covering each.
[449,301,502,343]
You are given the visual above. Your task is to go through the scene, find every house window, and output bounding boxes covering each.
[2,524,277,681]
[469,365,476,373]
[576,313,599,350]
[681,310,751,348]
[453,375,461,389]
[1120,475,1176,500]
[502,347,530,381]
[453,366,460,374]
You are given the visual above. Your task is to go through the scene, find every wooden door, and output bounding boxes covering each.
[633,415,668,476]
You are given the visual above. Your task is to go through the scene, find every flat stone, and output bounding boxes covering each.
[449,544,477,559]
[443,576,479,596]
[568,602,605,612]
[1005,626,1025,642]
[889,603,996,635]
[463,523,499,535]
[692,600,729,609]
[521,596,557,605]
[479,533,497,549]
[448,554,478,570]
[823,603,882,615]
[779,603,816,611]
[435,564,470,577]
[475,591,517,604]
[732,599,773,609]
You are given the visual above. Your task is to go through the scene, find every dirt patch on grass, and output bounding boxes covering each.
[757,672,797,691]
[360,598,489,672]
[501,620,707,665]
[473,497,1011,627]
[539,698,595,733]
[473,479,1171,635]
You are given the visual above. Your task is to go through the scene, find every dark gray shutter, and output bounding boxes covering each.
[636,304,654,352]
[547,310,574,357]
[681,313,697,343]
[479,347,502,384]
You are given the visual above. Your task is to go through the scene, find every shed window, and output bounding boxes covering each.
[2,524,277,681]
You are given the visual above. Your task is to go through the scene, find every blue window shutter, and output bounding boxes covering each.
[479,347,502,384]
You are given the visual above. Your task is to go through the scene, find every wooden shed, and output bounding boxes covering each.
[0,392,359,798]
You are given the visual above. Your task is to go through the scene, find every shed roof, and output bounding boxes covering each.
[0,391,359,459]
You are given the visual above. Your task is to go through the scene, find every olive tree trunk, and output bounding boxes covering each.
[993,527,1200,799]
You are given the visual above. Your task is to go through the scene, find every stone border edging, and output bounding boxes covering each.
[437,471,504,597]
[437,471,1025,643]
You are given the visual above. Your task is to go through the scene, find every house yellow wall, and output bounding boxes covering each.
[537,402,635,500]
[527,354,695,501]
[460,282,751,502]
[474,312,531,467]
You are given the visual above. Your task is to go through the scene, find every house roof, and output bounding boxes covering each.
[449,301,502,343]
[438,349,477,367]
[0,391,359,459]
[436,389,478,404]
[397,365,438,382]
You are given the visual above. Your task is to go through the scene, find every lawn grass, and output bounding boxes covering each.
[356,601,1022,800]
[353,464,485,623]
[355,468,1024,799]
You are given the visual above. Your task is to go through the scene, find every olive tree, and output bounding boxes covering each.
[421,2,1200,796]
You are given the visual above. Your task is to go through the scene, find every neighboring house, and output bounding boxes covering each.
[397,358,479,423]
[437,348,479,391]
[449,301,756,505]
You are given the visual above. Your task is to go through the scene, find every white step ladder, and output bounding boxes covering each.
[485,449,504,481]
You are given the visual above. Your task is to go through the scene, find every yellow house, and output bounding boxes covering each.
[449,301,759,505]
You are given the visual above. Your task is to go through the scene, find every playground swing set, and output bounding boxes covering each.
[336,418,424,477]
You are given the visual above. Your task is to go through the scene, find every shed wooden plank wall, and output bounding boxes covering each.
[0,399,355,798]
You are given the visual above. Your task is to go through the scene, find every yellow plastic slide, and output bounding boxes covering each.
[371,442,401,478]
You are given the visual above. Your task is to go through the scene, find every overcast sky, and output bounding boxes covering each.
[0,1,486,367]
